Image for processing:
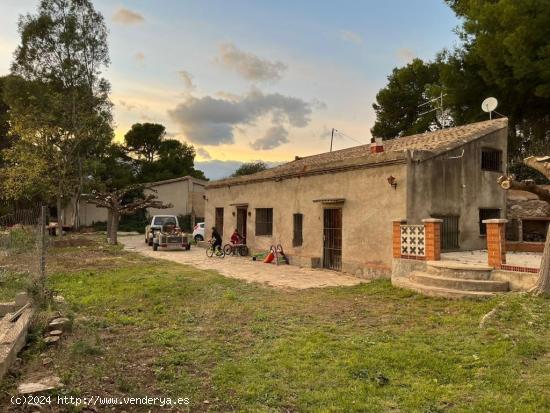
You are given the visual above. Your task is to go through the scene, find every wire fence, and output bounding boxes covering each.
[0,206,49,302]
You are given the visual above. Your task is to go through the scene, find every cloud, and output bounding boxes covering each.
[196,147,212,160]
[177,70,195,90]
[340,30,362,45]
[113,8,144,25]
[134,52,145,62]
[215,42,287,82]
[396,48,415,63]
[119,100,137,111]
[168,89,312,146]
[250,126,289,150]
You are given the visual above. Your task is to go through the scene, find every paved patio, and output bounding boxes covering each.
[119,235,365,290]
[442,250,542,269]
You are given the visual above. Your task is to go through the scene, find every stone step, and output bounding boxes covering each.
[426,260,493,280]
[409,271,509,292]
[392,277,498,300]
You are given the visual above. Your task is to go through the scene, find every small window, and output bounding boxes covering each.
[479,208,501,235]
[481,148,502,172]
[215,208,224,236]
[293,213,303,247]
[255,208,273,236]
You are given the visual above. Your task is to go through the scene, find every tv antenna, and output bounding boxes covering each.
[418,91,451,128]
[481,97,498,120]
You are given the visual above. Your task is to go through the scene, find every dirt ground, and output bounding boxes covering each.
[119,235,364,289]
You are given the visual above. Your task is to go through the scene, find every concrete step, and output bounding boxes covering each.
[392,277,498,300]
[426,260,493,280]
[409,271,509,292]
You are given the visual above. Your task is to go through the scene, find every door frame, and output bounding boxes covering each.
[322,207,343,271]
[236,207,248,243]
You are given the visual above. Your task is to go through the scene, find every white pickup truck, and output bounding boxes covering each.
[145,215,179,246]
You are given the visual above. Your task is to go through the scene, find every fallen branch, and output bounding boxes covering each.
[479,302,505,328]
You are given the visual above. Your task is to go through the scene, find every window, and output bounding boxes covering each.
[481,148,502,172]
[293,213,303,247]
[255,208,273,236]
[479,208,501,235]
[153,216,176,226]
[215,208,224,236]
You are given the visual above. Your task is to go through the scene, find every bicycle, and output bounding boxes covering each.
[206,240,225,258]
[223,242,249,257]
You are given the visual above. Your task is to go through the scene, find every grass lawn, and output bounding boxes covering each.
[1,234,549,412]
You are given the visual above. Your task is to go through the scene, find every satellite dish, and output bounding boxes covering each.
[482,97,498,113]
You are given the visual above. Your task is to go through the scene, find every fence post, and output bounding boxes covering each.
[38,206,48,292]
[422,218,442,261]
[392,219,406,258]
[483,219,507,268]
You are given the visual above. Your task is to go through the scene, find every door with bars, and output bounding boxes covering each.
[323,208,342,271]
[433,215,460,251]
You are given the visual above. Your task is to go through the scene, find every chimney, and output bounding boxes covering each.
[370,137,384,154]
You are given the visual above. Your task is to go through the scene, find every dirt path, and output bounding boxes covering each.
[120,235,364,290]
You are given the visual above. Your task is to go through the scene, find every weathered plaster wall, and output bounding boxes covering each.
[406,128,508,250]
[205,163,407,279]
[64,179,206,226]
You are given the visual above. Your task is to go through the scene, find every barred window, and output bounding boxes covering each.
[481,148,502,172]
[293,213,303,247]
[255,208,273,236]
[479,208,500,235]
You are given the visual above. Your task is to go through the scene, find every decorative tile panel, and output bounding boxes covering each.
[400,225,425,257]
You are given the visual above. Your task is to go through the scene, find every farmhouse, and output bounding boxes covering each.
[205,118,508,279]
[63,175,207,228]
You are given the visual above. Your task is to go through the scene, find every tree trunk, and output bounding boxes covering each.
[531,225,550,296]
[106,209,113,243]
[109,210,119,245]
[56,194,63,237]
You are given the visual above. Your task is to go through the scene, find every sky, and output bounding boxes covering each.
[0,0,460,179]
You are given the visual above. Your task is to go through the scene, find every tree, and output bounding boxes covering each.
[498,156,550,296]
[6,0,113,227]
[85,183,172,245]
[445,0,550,163]
[232,161,267,177]
[138,139,207,182]
[371,59,442,139]
[124,123,166,163]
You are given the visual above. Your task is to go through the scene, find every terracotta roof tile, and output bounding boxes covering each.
[208,118,508,188]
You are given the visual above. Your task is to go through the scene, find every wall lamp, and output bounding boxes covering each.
[387,175,397,190]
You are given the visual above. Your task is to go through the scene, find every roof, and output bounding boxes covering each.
[207,118,508,189]
[147,175,207,188]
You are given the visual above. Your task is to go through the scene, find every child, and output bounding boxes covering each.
[230,228,242,244]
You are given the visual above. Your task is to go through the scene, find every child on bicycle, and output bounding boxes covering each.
[230,228,242,245]
[211,227,222,252]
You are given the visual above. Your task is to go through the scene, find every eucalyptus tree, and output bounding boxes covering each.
[5,0,113,227]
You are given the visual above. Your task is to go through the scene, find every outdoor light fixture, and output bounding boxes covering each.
[232,211,236,216]
[387,175,397,189]
[248,211,252,217]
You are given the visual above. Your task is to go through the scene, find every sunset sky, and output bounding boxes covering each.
[0,0,459,178]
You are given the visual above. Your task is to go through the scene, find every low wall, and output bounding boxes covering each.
[490,270,538,291]
[391,258,426,279]
[506,242,545,253]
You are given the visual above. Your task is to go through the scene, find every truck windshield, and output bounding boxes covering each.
[153,217,176,226]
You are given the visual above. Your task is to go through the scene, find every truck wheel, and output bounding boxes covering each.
[148,239,153,246]
[186,244,191,251]
[153,243,158,251]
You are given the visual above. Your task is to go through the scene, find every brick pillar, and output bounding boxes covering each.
[392,219,406,258]
[422,218,442,261]
[484,219,507,268]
